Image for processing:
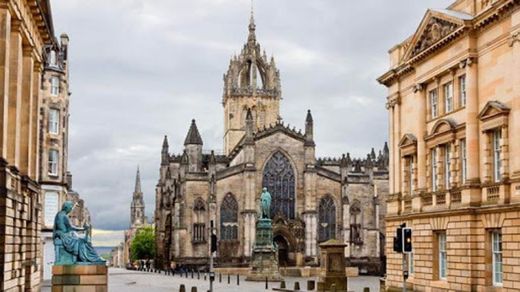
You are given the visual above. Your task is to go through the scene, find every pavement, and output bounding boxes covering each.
[42,268,381,292]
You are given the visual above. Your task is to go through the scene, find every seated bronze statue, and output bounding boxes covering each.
[53,201,105,265]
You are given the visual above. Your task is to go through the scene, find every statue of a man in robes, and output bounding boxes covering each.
[260,187,272,219]
[53,201,105,265]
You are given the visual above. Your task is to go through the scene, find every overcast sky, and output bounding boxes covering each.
[50,0,453,244]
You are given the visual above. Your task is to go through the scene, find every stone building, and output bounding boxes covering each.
[38,32,90,281]
[378,0,520,290]
[0,0,59,290]
[154,11,389,274]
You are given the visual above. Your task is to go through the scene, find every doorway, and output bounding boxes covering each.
[274,235,289,267]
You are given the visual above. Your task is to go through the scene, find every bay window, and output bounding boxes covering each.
[48,109,60,134]
[50,77,60,96]
[48,149,59,176]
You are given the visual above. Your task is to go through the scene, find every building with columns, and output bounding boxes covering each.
[0,0,57,290]
[378,0,520,290]
[154,11,389,274]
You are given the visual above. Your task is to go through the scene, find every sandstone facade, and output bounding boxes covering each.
[155,11,389,275]
[379,0,520,290]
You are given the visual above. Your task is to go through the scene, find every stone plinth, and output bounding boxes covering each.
[317,239,348,292]
[246,218,282,282]
[52,265,108,292]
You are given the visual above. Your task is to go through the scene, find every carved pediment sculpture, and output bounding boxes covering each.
[412,17,459,57]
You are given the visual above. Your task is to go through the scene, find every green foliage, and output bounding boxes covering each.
[130,226,155,261]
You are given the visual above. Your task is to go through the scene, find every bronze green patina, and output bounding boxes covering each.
[260,187,272,219]
[53,201,106,265]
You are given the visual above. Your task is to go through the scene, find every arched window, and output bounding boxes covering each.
[220,194,238,240]
[318,195,336,242]
[350,200,363,245]
[262,152,295,219]
[193,198,206,243]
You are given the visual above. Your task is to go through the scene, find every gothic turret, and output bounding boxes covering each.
[161,135,169,165]
[222,7,282,155]
[184,119,203,172]
[305,110,315,146]
[131,167,145,227]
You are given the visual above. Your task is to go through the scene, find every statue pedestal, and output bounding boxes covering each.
[52,265,108,292]
[246,218,282,282]
[317,240,348,292]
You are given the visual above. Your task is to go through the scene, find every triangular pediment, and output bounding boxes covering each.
[478,101,510,120]
[403,9,470,61]
[398,134,417,147]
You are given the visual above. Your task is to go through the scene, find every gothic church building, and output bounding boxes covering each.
[155,12,389,274]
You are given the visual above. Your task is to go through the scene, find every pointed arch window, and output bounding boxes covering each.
[318,195,336,242]
[220,194,238,241]
[262,152,296,219]
[193,198,206,243]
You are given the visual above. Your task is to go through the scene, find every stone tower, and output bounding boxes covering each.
[131,167,145,227]
[222,9,282,154]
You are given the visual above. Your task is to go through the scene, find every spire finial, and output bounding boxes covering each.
[135,166,142,193]
[248,0,256,43]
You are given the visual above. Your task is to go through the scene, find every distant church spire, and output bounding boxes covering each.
[248,0,256,43]
[135,166,142,193]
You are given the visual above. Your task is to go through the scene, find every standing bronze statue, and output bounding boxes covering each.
[260,187,272,219]
[53,201,105,265]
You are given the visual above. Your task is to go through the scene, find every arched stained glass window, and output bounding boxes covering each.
[318,195,336,242]
[220,193,238,240]
[262,152,295,219]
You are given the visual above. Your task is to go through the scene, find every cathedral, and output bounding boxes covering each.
[155,11,389,274]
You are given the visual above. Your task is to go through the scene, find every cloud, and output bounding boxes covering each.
[50,0,454,235]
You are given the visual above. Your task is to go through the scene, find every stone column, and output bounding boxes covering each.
[394,100,401,194]
[463,57,481,205]
[510,31,520,195]
[19,47,33,175]
[303,168,317,258]
[7,21,22,167]
[31,63,41,180]
[416,85,427,192]
[0,8,10,158]
[388,103,394,194]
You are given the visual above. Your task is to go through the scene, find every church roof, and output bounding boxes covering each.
[184,119,203,146]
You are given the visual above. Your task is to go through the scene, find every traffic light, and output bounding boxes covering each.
[211,233,218,253]
[393,226,403,253]
[403,227,412,253]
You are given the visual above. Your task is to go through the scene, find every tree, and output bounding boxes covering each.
[130,226,155,261]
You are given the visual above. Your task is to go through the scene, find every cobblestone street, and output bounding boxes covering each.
[43,268,380,292]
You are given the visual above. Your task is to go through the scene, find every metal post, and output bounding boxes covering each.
[209,220,214,292]
[402,253,407,292]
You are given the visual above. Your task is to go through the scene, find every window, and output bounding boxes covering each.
[493,129,502,182]
[430,89,438,118]
[460,139,467,184]
[44,192,59,227]
[444,82,453,113]
[48,109,60,134]
[408,252,414,275]
[50,77,60,96]
[318,195,336,242]
[492,231,503,286]
[262,152,295,219]
[459,75,466,107]
[439,232,447,280]
[444,144,451,189]
[49,50,57,67]
[48,149,59,176]
[431,148,438,191]
[408,157,413,195]
[220,193,238,240]
[193,199,206,243]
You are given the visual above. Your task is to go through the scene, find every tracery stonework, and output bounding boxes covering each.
[154,10,389,274]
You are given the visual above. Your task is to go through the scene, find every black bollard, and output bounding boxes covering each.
[265,277,268,289]
[237,274,240,285]
[191,287,197,292]
[294,281,300,291]
[280,281,286,289]
[198,271,200,279]
[191,270,194,279]
[363,288,370,292]
[186,271,189,278]
[307,280,315,291]
[204,274,207,281]
[227,274,230,284]
[179,284,186,292]
[219,273,222,283]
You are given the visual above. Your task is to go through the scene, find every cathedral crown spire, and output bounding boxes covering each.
[184,119,203,146]
[248,1,256,44]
